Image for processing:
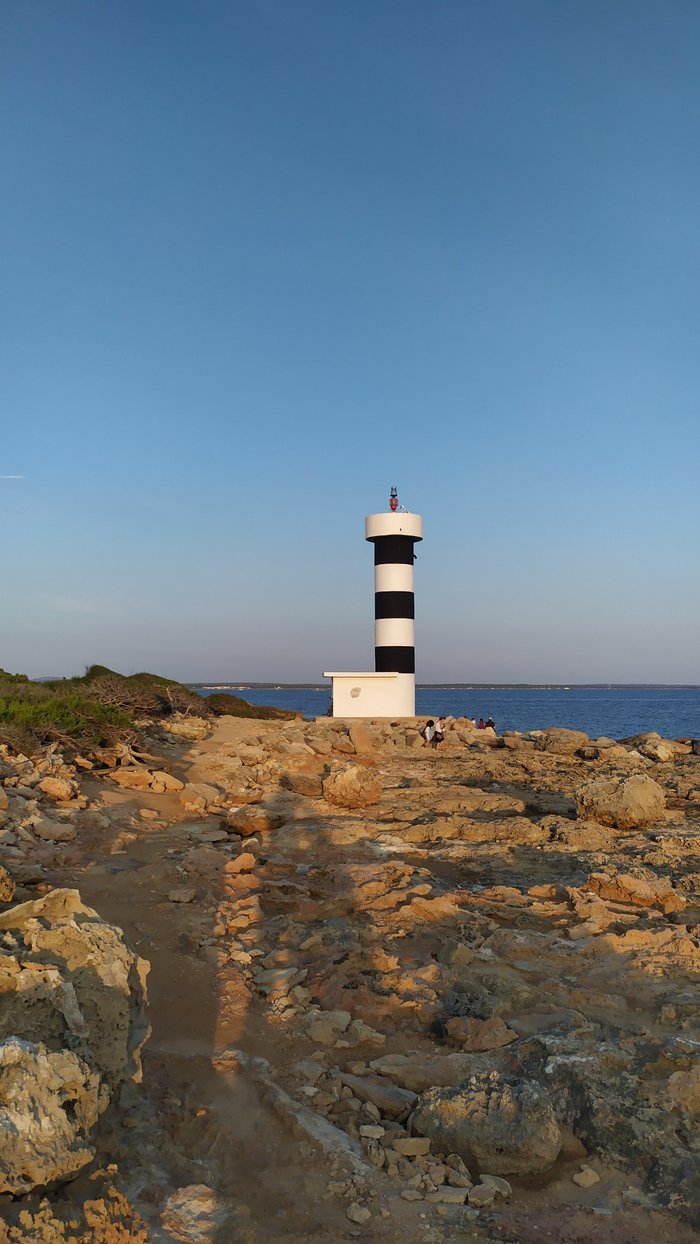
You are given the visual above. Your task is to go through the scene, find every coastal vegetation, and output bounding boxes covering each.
[0,665,295,753]
[204,691,297,721]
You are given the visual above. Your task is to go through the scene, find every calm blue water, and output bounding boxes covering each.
[195,686,700,739]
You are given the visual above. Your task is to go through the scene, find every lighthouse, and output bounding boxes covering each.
[324,489,423,718]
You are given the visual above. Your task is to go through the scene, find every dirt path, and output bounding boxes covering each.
[43,719,429,1242]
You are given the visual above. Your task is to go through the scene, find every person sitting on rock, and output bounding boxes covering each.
[421,719,435,746]
[485,715,495,731]
[478,717,485,729]
[434,716,446,746]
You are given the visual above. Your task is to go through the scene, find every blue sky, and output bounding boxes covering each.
[2,1,699,683]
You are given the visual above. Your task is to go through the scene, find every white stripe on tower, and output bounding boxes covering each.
[374,563,415,593]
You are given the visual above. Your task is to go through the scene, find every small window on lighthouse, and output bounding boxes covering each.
[350,687,361,699]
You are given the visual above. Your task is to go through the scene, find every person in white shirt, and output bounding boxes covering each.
[421,719,435,745]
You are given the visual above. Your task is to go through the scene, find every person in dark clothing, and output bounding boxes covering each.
[478,717,485,729]
[485,716,495,731]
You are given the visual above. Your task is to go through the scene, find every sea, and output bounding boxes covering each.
[194,685,700,740]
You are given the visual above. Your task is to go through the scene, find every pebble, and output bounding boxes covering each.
[168,887,196,903]
[573,1164,601,1188]
[400,1189,424,1201]
[346,1203,371,1224]
[467,1184,496,1208]
[359,1125,385,1139]
[480,1174,512,1198]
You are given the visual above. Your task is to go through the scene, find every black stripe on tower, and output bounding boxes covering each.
[375,646,415,674]
[372,536,416,566]
[374,591,415,619]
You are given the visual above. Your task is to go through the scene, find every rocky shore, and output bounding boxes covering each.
[1,712,699,1242]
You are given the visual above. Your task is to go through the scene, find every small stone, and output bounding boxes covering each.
[392,1137,431,1157]
[359,1125,385,1139]
[224,852,256,874]
[400,1189,424,1201]
[468,1184,496,1208]
[446,1169,473,1189]
[307,1009,352,1045]
[480,1174,512,1198]
[425,1187,468,1205]
[254,966,299,988]
[573,1165,600,1188]
[168,887,196,903]
[346,1202,371,1224]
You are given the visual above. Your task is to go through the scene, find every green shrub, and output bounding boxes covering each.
[205,692,298,721]
[0,691,131,749]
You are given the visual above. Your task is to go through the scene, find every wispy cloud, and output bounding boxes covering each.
[0,474,26,480]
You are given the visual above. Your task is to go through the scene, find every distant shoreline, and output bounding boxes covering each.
[189,681,700,691]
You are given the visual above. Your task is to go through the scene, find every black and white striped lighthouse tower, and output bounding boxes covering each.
[365,487,423,716]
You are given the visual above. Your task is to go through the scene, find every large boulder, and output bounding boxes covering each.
[0,890,149,1194]
[412,1071,561,1177]
[535,728,589,755]
[575,774,666,829]
[323,765,382,809]
[0,889,150,1090]
[0,1037,104,1193]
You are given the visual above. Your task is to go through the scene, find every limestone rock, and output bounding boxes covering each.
[346,1203,371,1224]
[575,774,666,829]
[583,869,685,914]
[573,1164,600,1188]
[168,887,196,903]
[306,734,333,755]
[535,728,589,755]
[32,815,77,843]
[225,805,285,836]
[667,1064,700,1121]
[307,1008,352,1045]
[413,1072,561,1177]
[445,1016,518,1051]
[179,782,225,812]
[161,1184,230,1242]
[348,723,375,755]
[281,771,323,797]
[369,1052,476,1093]
[161,716,210,740]
[323,765,382,809]
[150,770,185,793]
[108,766,155,790]
[37,776,78,802]
[0,867,15,903]
[0,1037,105,1193]
[341,1072,417,1118]
[223,852,256,875]
[0,889,150,1090]
[392,1136,431,1156]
